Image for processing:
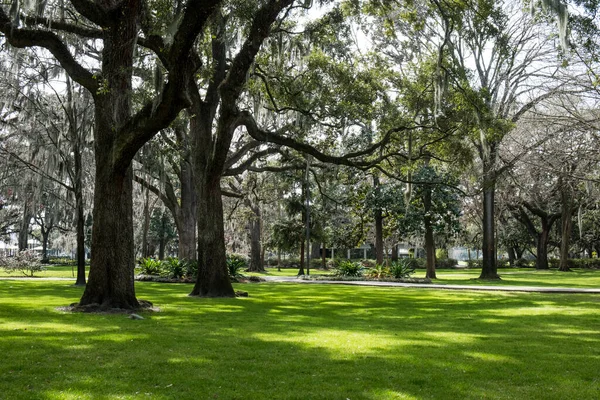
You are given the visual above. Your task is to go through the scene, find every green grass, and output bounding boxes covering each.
[251,267,600,288]
[0,280,599,399]
[428,268,600,288]
[0,264,89,279]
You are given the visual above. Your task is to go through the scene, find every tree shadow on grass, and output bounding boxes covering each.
[0,281,599,399]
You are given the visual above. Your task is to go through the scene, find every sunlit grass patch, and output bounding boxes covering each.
[0,280,599,399]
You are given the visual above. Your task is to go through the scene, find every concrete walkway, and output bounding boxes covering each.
[260,276,600,294]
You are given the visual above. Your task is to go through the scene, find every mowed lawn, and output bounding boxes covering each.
[0,279,599,399]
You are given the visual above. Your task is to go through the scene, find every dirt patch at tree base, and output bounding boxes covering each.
[56,299,159,314]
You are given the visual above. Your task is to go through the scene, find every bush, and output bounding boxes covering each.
[361,259,377,269]
[181,259,198,279]
[333,260,363,277]
[435,258,458,269]
[0,250,45,277]
[138,258,162,275]
[467,259,512,268]
[389,259,416,279]
[365,264,389,279]
[162,257,185,279]
[435,248,449,260]
[227,254,247,279]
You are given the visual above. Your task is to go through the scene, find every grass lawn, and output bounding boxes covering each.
[0,280,599,399]
[249,267,600,289]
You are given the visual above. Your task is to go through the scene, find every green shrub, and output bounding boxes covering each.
[139,258,162,275]
[435,248,449,260]
[333,260,363,277]
[181,259,198,279]
[435,258,458,269]
[226,254,247,279]
[49,257,77,266]
[409,258,426,269]
[0,250,45,277]
[389,259,415,279]
[365,264,389,279]
[162,257,185,279]
[361,259,377,269]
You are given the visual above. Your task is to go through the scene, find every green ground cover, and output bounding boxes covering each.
[251,267,600,288]
[5,264,600,289]
[0,280,599,399]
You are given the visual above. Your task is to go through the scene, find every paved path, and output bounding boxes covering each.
[260,276,600,293]
[2,276,599,294]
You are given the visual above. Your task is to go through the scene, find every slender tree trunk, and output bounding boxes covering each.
[558,186,573,272]
[391,244,398,262]
[515,247,524,259]
[373,175,384,265]
[536,222,551,270]
[74,148,86,285]
[479,177,500,279]
[423,187,436,279]
[41,228,50,263]
[311,242,321,260]
[18,202,31,251]
[507,247,516,267]
[374,207,384,265]
[321,242,326,269]
[298,240,305,276]
[247,207,263,272]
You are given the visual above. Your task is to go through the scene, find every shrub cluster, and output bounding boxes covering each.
[0,250,45,277]
[137,257,197,280]
[364,259,417,279]
[332,260,364,277]
[226,254,247,280]
[549,258,600,269]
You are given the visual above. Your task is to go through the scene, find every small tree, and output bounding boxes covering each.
[0,250,44,277]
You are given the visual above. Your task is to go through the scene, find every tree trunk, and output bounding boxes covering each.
[479,179,500,279]
[311,242,321,260]
[247,207,263,272]
[18,202,31,251]
[79,165,139,309]
[558,186,573,272]
[176,150,197,260]
[515,247,524,259]
[322,242,326,269]
[142,189,151,258]
[41,229,50,263]
[190,181,234,297]
[79,11,141,309]
[74,147,86,286]
[507,247,516,267]
[374,207,384,265]
[391,244,398,262]
[423,186,436,279]
[535,218,552,270]
[298,240,305,276]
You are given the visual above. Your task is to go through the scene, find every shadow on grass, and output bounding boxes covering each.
[0,281,599,399]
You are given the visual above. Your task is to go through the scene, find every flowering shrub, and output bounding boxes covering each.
[0,250,45,277]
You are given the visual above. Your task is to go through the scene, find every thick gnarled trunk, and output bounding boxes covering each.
[190,180,234,297]
[80,164,139,308]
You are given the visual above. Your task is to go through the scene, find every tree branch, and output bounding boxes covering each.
[0,7,98,93]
